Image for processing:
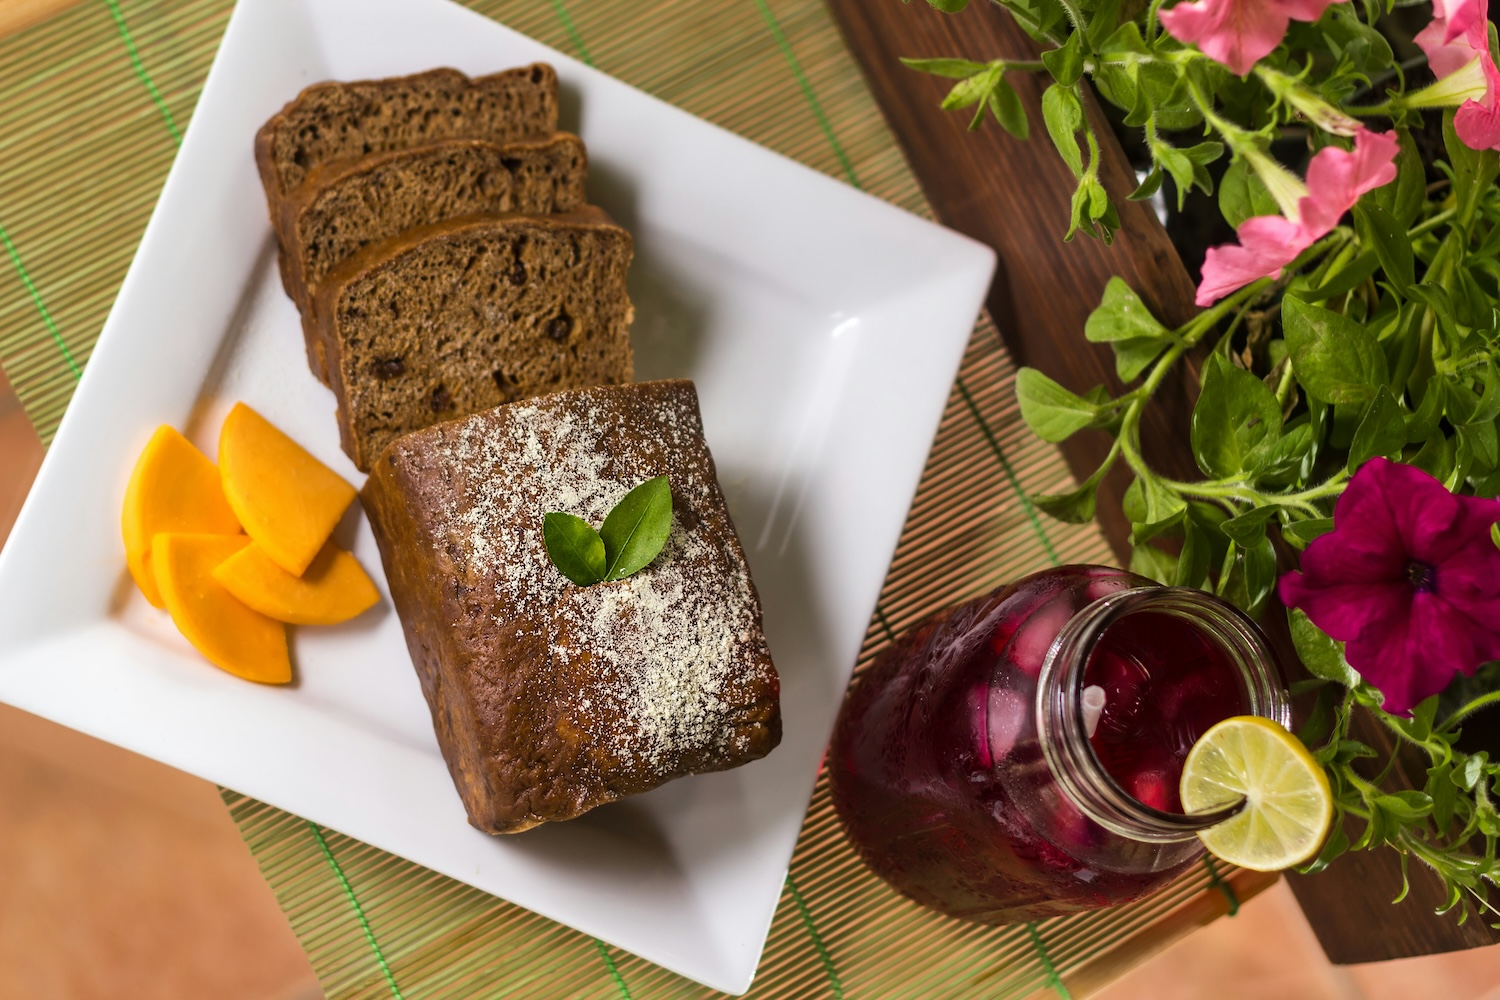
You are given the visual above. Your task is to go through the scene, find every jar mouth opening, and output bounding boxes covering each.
[1037,587,1291,842]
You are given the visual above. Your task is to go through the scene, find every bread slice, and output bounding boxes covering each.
[360,380,782,833]
[280,134,589,381]
[315,208,634,471]
[254,65,558,207]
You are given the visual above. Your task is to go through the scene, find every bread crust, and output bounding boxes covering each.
[315,208,634,470]
[361,380,782,833]
[277,134,589,381]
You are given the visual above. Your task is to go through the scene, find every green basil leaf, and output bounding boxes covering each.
[988,77,1029,137]
[1241,534,1278,613]
[1348,385,1407,472]
[1099,21,1149,55]
[1041,83,1084,177]
[1191,356,1283,478]
[600,475,674,581]
[1282,295,1388,405]
[542,512,606,586]
[1127,476,1187,542]
[1015,368,1104,442]
[1041,31,1085,87]
[898,56,990,79]
[1355,202,1415,293]
[1084,278,1171,343]
[1288,608,1362,688]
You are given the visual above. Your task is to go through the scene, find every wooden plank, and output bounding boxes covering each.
[824,0,1499,964]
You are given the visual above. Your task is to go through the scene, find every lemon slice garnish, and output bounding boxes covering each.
[1179,716,1334,872]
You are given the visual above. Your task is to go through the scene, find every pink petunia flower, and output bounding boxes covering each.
[1160,0,1339,76]
[1414,0,1500,150]
[1195,129,1399,305]
[1279,459,1500,716]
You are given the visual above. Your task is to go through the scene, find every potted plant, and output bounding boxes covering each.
[900,0,1500,936]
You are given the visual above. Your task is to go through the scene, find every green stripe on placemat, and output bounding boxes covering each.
[0,1,1264,997]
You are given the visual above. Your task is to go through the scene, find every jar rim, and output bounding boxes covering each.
[1036,586,1292,843]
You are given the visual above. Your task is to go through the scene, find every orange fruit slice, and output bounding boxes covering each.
[213,540,379,625]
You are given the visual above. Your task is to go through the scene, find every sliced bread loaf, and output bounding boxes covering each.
[255,65,558,207]
[315,209,634,470]
[281,134,589,380]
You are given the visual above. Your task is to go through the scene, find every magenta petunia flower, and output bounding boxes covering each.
[1279,459,1500,715]
[1160,0,1339,76]
[1196,129,1399,305]
[1415,0,1500,151]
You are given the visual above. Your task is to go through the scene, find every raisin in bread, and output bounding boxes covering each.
[280,134,588,381]
[314,207,634,471]
[360,380,782,833]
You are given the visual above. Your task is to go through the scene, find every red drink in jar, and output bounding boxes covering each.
[828,565,1288,923]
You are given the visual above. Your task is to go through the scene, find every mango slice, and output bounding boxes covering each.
[219,403,355,576]
[213,540,379,626]
[152,533,291,684]
[122,425,241,607]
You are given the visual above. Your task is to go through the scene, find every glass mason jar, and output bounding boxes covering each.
[828,565,1290,924]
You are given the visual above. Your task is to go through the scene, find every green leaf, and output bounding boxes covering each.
[988,77,1029,138]
[1175,520,1212,589]
[1248,423,1314,485]
[923,0,970,11]
[1111,338,1168,382]
[1191,356,1283,478]
[542,512,606,586]
[1099,21,1149,55]
[1219,157,1279,229]
[1406,377,1446,442]
[1127,475,1187,542]
[1374,791,1434,822]
[1289,608,1362,688]
[899,56,989,79]
[1242,534,1278,612]
[1428,761,1459,831]
[1084,277,1171,343]
[1152,141,1222,211]
[1300,822,1349,875]
[1410,432,1456,483]
[1282,296,1389,405]
[1041,84,1084,177]
[1041,32,1085,87]
[1015,368,1104,442]
[941,67,1001,110]
[1128,166,1164,202]
[1031,480,1099,523]
[1281,517,1334,549]
[1222,507,1277,546]
[1348,385,1407,472]
[599,475,674,581]
[1355,202,1415,293]
[1129,543,1178,584]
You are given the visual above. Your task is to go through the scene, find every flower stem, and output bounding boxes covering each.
[1438,690,1500,734]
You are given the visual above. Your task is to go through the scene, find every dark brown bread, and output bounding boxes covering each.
[279,134,589,380]
[315,208,635,471]
[360,380,782,834]
[254,65,558,207]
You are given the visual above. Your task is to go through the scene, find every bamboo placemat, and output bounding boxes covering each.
[0,1,1273,996]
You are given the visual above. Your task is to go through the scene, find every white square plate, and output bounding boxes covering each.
[0,0,993,992]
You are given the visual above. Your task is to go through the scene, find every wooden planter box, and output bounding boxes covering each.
[824,0,1500,963]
